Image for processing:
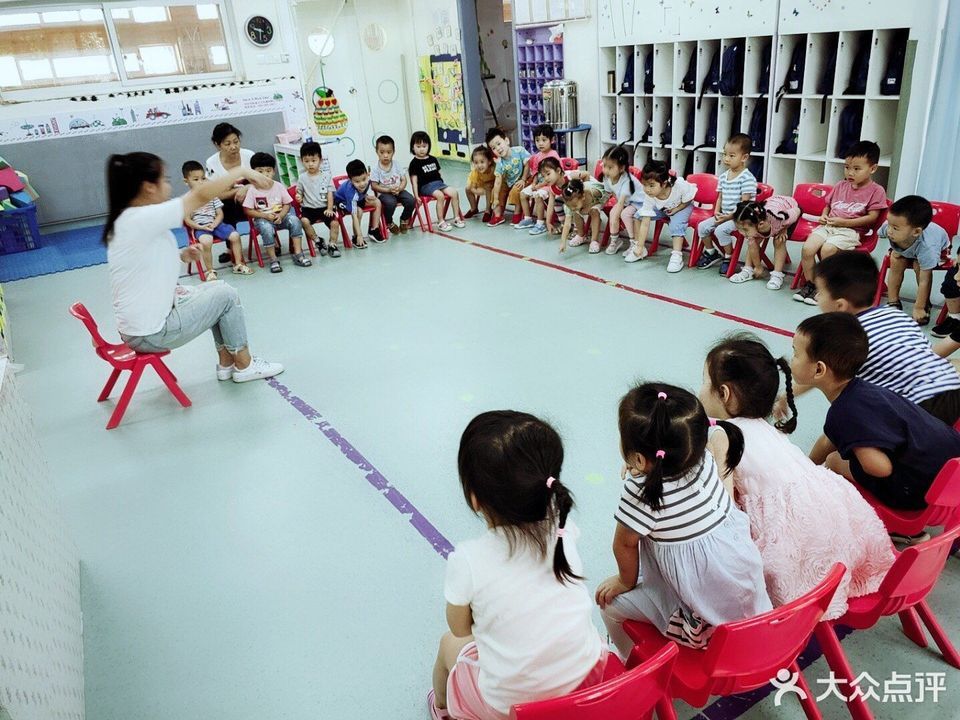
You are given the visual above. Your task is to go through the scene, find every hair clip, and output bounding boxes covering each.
[546,476,557,489]
[657,391,668,400]
[556,528,567,539]
[655,450,666,459]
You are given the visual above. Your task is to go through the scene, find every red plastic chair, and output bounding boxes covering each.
[790,194,889,290]
[624,563,845,719]
[183,225,209,281]
[874,201,959,310]
[559,157,580,171]
[851,457,960,537]
[332,175,386,244]
[683,173,719,267]
[724,182,776,277]
[286,186,318,257]
[69,302,190,430]
[815,527,960,720]
[414,193,452,233]
[510,644,678,720]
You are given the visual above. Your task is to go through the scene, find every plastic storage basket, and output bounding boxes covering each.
[0,204,41,254]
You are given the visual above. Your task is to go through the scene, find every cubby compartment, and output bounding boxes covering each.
[632,44,652,95]
[720,37,746,95]
[616,45,632,94]
[862,99,897,164]
[823,161,846,186]
[674,97,696,149]
[770,97,801,156]
[717,96,741,149]
[776,34,806,97]
[836,30,871,96]
[803,32,839,97]
[653,43,674,95]
[867,29,907,97]
[741,96,769,152]
[696,97,719,148]
[635,97,653,145]
[653,97,672,148]
[617,96,634,143]
[601,96,618,144]
[798,98,830,158]
[675,41,698,95]
[796,159,826,187]
[767,158,797,195]
[601,46,617,95]
[652,146,671,163]
[744,36,772,97]
[694,149,719,174]
[827,98,864,159]
[673,149,692,175]
[697,39,721,96]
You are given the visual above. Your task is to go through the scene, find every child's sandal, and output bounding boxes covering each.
[232,263,254,275]
[205,268,218,281]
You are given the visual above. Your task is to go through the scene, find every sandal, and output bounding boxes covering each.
[205,268,218,281]
[270,260,283,273]
[232,263,254,275]
[354,237,368,249]
[293,253,312,267]
[887,299,903,310]
[916,314,931,327]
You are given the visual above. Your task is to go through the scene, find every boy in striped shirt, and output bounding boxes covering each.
[695,133,757,275]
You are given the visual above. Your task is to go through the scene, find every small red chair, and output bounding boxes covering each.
[69,302,190,430]
[787,183,834,244]
[183,225,209,281]
[851,457,960,537]
[510,644,678,720]
[414,193,453,233]
[559,157,580,171]
[625,563,845,719]
[815,527,960,720]
[873,201,959,310]
[724,182,776,277]
[683,173,719,267]
[285,186,319,257]
[790,194,889,290]
[332,175,387,244]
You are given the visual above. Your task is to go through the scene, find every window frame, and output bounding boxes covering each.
[0,0,241,102]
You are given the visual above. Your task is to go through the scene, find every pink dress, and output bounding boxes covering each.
[728,417,895,620]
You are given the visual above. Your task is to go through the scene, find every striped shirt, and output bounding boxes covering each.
[615,452,732,543]
[857,305,960,404]
[717,168,757,214]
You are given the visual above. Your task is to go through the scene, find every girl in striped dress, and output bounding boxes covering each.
[597,383,771,654]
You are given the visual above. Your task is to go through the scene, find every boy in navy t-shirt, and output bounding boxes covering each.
[792,312,960,520]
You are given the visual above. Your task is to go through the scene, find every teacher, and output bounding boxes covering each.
[105,151,283,383]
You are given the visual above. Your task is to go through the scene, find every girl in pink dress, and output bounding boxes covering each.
[698,335,894,619]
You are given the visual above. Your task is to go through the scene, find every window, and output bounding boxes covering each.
[0,2,235,94]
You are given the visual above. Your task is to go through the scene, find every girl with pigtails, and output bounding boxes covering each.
[729,196,802,289]
[698,335,894,620]
[429,411,607,720]
[597,383,771,655]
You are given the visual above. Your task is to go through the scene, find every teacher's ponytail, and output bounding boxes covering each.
[102,152,164,244]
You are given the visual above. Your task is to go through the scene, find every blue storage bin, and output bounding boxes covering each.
[0,203,41,254]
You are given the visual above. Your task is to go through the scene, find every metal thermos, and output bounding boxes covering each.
[542,80,578,130]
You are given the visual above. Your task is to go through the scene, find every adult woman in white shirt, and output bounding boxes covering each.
[105,152,283,383]
[206,122,254,227]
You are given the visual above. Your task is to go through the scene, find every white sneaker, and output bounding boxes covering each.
[568,234,587,247]
[766,271,785,290]
[232,357,285,383]
[588,240,601,254]
[624,244,648,263]
[730,266,756,284]
[216,363,235,381]
[606,238,626,255]
[667,252,684,273]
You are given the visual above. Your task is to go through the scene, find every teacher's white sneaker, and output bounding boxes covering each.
[216,364,235,381]
[232,357,284,383]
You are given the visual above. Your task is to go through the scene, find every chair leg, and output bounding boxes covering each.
[792,662,823,720]
[649,221,664,255]
[814,623,875,720]
[791,267,806,290]
[98,368,122,402]
[106,364,145,430]
[916,600,960,669]
[150,358,191,408]
[898,608,928,648]
[726,237,744,277]
[873,254,891,306]
[655,697,678,720]
[687,235,702,267]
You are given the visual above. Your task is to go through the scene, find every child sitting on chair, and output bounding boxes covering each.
[517,123,561,234]
[333,159,384,249]
[295,141,341,259]
[408,131,465,232]
[558,179,611,254]
[486,126,531,227]
[465,145,496,223]
[182,161,250,277]
[242,152,308,274]
[880,195,950,325]
[371,134,417,235]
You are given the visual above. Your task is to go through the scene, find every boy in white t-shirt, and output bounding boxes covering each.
[295,142,342,258]
[371,135,417,234]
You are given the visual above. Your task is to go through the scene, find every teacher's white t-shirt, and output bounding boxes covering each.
[108,198,183,337]
[205,148,254,178]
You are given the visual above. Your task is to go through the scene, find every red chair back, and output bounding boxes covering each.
[628,165,643,181]
[756,182,774,202]
[69,302,109,349]
[560,157,580,171]
[286,185,301,214]
[592,159,604,181]
[922,458,960,529]
[686,173,719,206]
[510,644,677,720]
[930,201,960,241]
[874,526,960,612]
[855,201,890,253]
[695,564,844,690]
[332,174,347,189]
[793,183,833,218]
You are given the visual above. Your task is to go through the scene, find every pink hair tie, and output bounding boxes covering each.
[657,391,668,400]
[546,476,557,489]
[655,450,666,459]
[557,528,567,539]
[668,168,677,177]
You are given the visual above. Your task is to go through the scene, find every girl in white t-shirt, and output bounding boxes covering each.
[601,145,637,256]
[104,151,283,383]
[429,411,607,720]
[624,161,697,272]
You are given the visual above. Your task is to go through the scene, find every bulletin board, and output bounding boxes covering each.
[418,54,469,160]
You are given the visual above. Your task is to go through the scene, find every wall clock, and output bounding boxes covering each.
[245,15,274,47]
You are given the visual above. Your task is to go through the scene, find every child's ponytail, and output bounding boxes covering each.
[712,420,745,474]
[547,478,583,583]
[102,152,164,244]
[775,357,799,433]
